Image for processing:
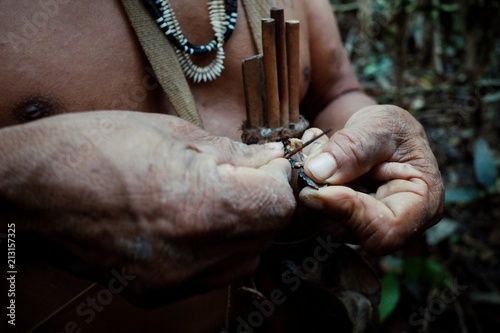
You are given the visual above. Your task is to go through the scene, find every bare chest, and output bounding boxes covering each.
[0,0,310,140]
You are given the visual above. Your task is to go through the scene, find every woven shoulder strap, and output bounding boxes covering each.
[241,0,272,54]
[121,0,203,127]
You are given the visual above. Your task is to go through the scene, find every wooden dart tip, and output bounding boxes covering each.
[284,128,332,158]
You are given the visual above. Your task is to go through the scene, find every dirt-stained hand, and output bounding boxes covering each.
[0,111,296,305]
[299,105,444,255]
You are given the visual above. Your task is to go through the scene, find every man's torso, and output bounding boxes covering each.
[0,0,310,140]
[0,1,311,331]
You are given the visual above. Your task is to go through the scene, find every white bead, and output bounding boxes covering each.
[155,0,232,83]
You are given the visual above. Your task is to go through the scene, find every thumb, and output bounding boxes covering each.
[303,116,398,185]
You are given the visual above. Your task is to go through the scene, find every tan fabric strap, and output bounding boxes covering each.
[120,0,203,127]
[241,0,272,54]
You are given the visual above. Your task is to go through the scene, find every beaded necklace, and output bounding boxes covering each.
[143,0,238,83]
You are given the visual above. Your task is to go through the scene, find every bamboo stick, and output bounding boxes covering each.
[262,18,280,128]
[242,55,265,127]
[271,7,289,127]
[286,20,300,124]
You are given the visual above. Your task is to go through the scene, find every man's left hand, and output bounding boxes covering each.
[299,105,445,255]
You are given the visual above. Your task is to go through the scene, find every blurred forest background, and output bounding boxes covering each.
[329,0,500,332]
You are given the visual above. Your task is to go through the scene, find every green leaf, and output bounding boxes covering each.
[445,187,481,204]
[425,218,460,246]
[473,137,498,191]
[423,259,448,285]
[482,91,500,104]
[363,63,379,76]
[403,258,449,286]
[379,272,401,322]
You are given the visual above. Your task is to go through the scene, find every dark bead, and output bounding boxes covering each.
[145,0,238,56]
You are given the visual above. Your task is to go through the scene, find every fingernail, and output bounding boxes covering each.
[300,190,323,210]
[307,153,337,181]
[301,130,314,143]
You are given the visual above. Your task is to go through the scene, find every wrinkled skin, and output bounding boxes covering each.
[300,106,444,255]
[0,0,444,329]
[1,111,295,303]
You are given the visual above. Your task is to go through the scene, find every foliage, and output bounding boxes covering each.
[331,0,500,331]
[378,272,400,322]
[473,137,498,192]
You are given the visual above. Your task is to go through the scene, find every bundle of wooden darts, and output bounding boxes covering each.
[241,8,331,189]
[241,7,309,145]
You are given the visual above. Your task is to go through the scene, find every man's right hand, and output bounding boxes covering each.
[0,111,296,305]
